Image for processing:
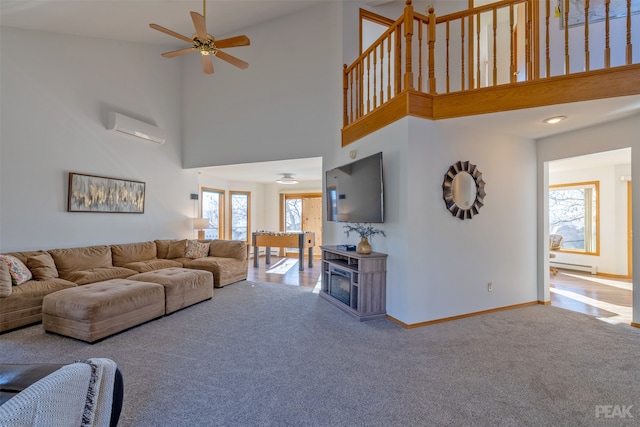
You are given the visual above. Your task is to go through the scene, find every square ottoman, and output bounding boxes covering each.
[128,267,214,314]
[42,279,165,343]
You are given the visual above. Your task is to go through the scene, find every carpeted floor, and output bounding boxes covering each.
[2,281,639,426]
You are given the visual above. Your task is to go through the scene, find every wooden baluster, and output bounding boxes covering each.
[545,0,551,77]
[526,0,533,80]
[388,36,392,99]
[343,65,348,126]
[428,7,436,94]
[349,68,355,123]
[373,49,377,109]
[380,41,385,104]
[395,26,402,94]
[492,8,497,86]
[404,0,414,90]
[357,62,361,119]
[627,0,633,64]
[585,0,590,71]
[509,4,514,83]
[418,20,423,92]
[476,13,481,88]
[461,17,466,91]
[532,0,540,79]
[366,55,371,113]
[604,0,611,68]
[446,20,451,93]
[564,0,570,74]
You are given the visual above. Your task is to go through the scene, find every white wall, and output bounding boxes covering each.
[537,114,640,324]
[182,2,343,169]
[0,27,194,252]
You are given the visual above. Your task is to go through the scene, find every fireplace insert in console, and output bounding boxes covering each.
[329,266,352,306]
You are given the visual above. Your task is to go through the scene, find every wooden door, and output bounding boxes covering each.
[302,197,323,251]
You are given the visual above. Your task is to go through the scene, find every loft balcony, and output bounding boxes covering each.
[342,0,640,146]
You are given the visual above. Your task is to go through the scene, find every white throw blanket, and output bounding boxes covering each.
[0,358,117,427]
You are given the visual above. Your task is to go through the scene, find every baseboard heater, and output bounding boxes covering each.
[550,261,597,275]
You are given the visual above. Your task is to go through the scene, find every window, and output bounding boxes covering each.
[201,187,224,240]
[549,181,599,254]
[229,191,251,242]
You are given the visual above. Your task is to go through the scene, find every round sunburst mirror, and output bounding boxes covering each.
[442,160,486,220]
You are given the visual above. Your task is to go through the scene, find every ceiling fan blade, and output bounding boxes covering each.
[190,11,209,40]
[202,55,214,74]
[214,35,251,49]
[214,50,249,70]
[161,47,196,58]
[149,23,193,44]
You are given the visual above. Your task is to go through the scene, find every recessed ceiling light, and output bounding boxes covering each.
[276,173,298,184]
[543,115,567,124]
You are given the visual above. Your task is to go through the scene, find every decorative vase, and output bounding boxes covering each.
[357,237,371,254]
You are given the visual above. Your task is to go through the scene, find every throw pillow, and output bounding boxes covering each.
[167,239,187,259]
[185,240,209,259]
[26,253,60,280]
[0,254,33,285]
[0,262,12,297]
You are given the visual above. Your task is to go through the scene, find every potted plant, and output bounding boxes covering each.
[343,223,386,254]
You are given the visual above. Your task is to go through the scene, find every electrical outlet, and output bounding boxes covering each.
[488,282,493,292]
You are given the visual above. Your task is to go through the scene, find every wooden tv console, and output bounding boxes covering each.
[319,246,387,321]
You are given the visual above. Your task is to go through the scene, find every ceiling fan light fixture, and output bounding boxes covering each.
[276,173,298,185]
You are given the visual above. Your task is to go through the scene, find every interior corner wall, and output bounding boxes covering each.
[322,116,538,325]
[182,2,343,169]
[536,113,640,324]
[0,27,194,252]
[403,117,538,324]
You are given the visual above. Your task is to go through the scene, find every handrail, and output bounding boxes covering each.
[343,0,637,128]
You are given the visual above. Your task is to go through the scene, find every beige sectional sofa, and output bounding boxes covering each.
[0,239,248,334]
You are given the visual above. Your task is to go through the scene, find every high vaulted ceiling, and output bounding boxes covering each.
[2,0,639,182]
[0,0,328,46]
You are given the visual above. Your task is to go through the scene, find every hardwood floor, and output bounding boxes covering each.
[247,256,321,289]
[248,259,634,324]
[550,270,633,325]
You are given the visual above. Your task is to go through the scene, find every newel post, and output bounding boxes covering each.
[343,64,348,126]
[404,0,414,90]
[428,7,436,93]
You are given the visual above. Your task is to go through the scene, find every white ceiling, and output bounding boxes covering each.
[0,0,328,47]
[2,0,639,182]
[199,156,323,183]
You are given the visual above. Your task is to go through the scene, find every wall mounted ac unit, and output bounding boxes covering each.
[106,112,166,144]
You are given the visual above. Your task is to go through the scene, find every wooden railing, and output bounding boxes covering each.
[343,0,638,129]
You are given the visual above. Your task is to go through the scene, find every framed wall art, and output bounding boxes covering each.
[68,172,145,213]
[561,0,640,27]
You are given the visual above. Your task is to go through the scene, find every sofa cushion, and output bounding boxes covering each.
[111,241,157,267]
[185,240,209,259]
[0,255,32,285]
[48,245,113,280]
[0,262,12,298]
[154,240,172,259]
[184,256,248,288]
[209,240,248,261]
[167,239,187,259]
[0,278,77,333]
[122,259,182,273]
[25,253,59,280]
[61,267,137,286]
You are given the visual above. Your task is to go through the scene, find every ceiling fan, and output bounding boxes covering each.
[149,0,250,75]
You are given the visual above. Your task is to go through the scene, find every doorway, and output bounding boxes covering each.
[547,148,633,324]
[281,193,322,259]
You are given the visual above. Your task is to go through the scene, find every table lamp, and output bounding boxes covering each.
[193,218,209,240]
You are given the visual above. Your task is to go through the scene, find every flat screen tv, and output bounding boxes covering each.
[325,152,384,223]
